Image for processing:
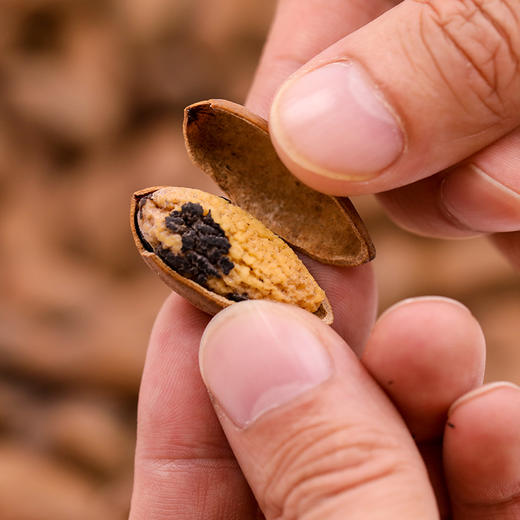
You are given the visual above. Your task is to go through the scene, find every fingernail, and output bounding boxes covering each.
[448,381,520,417]
[199,301,332,428]
[441,164,520,232]
[378,296,470,321]
[270,61,404,181]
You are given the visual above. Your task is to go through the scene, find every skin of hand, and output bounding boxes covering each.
[129,2,520,518]
[247,0,520,267]
[129,292,520,519]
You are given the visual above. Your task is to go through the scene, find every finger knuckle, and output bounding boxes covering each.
[260,420,407,519]
[414,0,520,118]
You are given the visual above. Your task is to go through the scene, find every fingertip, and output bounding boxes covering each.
[440,164,520,233]
[199,300,334,428]
[370,296,485,367]
[363,296,486,439]
[301,256,377,354]
[269,61,404,192]
[443,382,520,510]
[377,177,482,239]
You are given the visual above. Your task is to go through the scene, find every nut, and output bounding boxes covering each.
[130,100,376,324]
[137,186,326,313]
[184,100,375,266]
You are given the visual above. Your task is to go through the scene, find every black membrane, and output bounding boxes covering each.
[226,292,249,302]
[157,202,236,287]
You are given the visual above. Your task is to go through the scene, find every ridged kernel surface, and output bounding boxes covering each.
[138,187,325,312]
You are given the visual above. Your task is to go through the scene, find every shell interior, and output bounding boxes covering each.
[183,99,375,266]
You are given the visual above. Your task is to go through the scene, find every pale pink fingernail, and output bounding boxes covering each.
[199,301,332,428]
[270,61,404,181]
[378,296,470,321]
[441,164,520,232]
[448,381,520,417]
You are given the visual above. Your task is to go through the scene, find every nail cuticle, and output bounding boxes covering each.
[378,296,470,322]
[447,381,520,418]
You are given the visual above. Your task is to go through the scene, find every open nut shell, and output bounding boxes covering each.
[184,99,375,266]
[130,186,334,324]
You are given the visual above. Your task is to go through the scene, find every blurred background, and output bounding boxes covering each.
[0,0,518,518]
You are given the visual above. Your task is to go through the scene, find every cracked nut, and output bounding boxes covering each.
[136,186,327,315]
[130,99,376,324]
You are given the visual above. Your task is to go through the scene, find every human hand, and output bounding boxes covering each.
[128,292,520,519]
[246,0,520,268]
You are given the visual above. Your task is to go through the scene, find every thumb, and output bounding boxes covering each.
[269,0,520,195]
[199,301,438,519]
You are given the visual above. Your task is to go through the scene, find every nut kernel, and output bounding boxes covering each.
[137,187,326,313]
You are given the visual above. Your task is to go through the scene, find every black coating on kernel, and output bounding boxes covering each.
[156,202,234,287]
[226,292,249,302]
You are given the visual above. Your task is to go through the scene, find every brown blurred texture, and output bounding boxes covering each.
[0,0,518,518]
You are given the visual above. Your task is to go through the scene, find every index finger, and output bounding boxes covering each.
[129,294,258,519]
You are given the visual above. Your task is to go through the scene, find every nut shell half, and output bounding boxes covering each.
[184,99,375,266]
[130,187,334,324]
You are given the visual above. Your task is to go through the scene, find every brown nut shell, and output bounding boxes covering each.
[184,99,375,266]
[130,187,334,324]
